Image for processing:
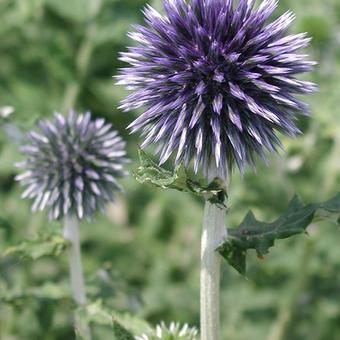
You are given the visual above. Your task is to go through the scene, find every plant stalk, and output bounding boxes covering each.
[63,215,91,339]
[200,196,227,340]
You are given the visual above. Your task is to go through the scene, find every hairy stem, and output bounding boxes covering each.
[63,215,91,339]
[200,198,227,340]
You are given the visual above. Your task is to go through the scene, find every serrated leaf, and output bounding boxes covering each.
[80,300,149,335]
[1,282,70,304]
[3,233,68,260]
[134,150,227,206]
[77,301,138,339]
[217,193,340,275]
[113,320,135,340]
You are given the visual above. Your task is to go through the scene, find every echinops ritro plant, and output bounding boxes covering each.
[135,322,198,340]
[117,0,316,179]
[16,110,128,220]
[16,110,128,339]
[118,0,316,339]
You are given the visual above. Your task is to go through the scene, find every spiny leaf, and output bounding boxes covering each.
[3,233,68,260]
[134,149,227,206]
[217,193,340,275]
[80,300,149,336]
[113,320,135,340]
[1,282,70,305]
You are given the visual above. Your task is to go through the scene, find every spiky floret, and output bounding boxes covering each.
[16,110,128,220]
[118,0,316,179]
[135,322,198,340]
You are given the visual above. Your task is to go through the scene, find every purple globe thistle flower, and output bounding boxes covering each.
[135,322,198,340]
[16,111,128,220]
[117,0,316,179]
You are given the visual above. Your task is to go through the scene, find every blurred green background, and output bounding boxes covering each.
[0,0,339,339]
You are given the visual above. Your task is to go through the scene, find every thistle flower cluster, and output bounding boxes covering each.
[135,322,198,340]
[16,111,128,220]
[118,0,316,179]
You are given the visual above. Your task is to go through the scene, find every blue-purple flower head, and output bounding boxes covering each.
[135,322,198,340]
[118,0,316,179]
[16,111,128,220]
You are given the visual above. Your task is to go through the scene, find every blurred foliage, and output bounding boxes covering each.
[3,233,68,260]
[112,320,134,340]
[0,0,340,339]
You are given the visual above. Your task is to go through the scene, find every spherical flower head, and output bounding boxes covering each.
[135,322,198,340]
[117,0,317,179]
[16,110,128,220]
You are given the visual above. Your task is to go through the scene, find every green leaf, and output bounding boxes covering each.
[75,329,87,340]
[3,233,68,260]
[1,282,70,304]
[80,300,149,336]
[44,0,96,23]
[113,320,135,340]
[0,217,11,230]
[217,193,340,275]
[134,150,227,206]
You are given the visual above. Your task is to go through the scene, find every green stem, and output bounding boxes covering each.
[200,201,226,340]
[200,196,227,340]
[63,215,91,340]
[60,3,102,338]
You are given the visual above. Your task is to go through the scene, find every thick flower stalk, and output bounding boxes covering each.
[118,0,315,339]
[16,110,128,339]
